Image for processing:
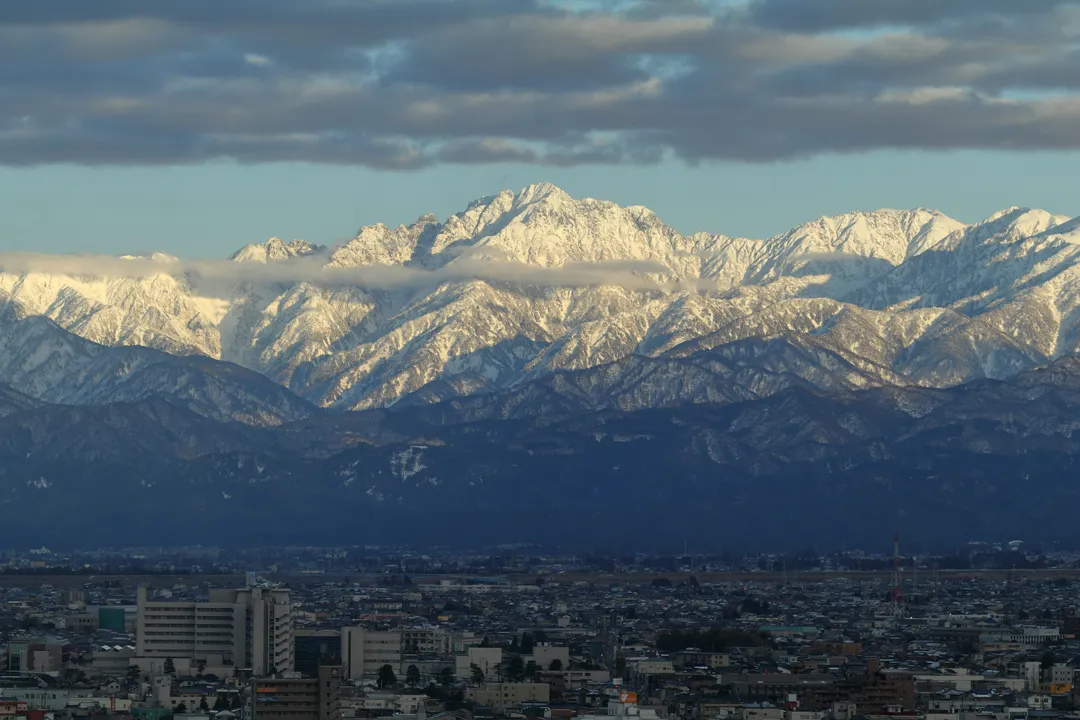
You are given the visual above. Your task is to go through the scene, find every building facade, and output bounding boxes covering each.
[136,585,294,675]
[251,665,341,720]
[340,628,402,680]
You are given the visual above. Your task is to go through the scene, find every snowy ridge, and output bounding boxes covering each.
[231,238,324,263]
[0,183,1076,413]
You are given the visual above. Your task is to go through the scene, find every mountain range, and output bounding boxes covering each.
[1,183,1078,549]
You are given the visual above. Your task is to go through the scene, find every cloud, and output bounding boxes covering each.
[744,0,1074,31]
[1,0,1079,166]
[0,250,710,294]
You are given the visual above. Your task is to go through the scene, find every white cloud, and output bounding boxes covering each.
[0,251,709,295]
[243,53,272,67]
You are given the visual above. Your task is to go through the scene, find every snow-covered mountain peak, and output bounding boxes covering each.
[230,238,322,263]
[420,184,687,270]
[513,182,570,207]
[327,214,439,268]
[956,207,1068,248]
[743,208,965,287]
[10,184,1080,415]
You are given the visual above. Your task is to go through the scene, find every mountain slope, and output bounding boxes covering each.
[4,356,1080,548]
[0,185,1075,414]
[0,303,315,426]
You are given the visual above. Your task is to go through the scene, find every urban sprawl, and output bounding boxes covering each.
[1,543,1079,720]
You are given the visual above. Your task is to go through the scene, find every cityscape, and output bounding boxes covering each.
[3,3,1080,720]
[3,543,1080,720]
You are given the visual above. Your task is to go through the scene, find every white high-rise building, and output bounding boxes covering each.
[137,584,294,675]
[340,627,402,680]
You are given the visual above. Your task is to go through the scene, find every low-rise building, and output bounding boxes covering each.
[467,682,550,715]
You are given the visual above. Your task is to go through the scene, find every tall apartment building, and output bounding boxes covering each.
[340,628,402,680]
[137,585,294,675]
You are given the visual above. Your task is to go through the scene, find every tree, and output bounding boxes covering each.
[199,698,209,712]
[525,661,538,681]
[470,663,485,684]
[214,696,230,711]
[507,655,526,682]
[520,633,535,655]
[196,659,207,676]
[406,665,422,687]
[378,664,397,689]
[163,658,176,676]
[439,667,455,686]
[126,665,141,685]
[175,703,188,715]
[548,659,563,671]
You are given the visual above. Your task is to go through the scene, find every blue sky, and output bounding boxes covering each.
[1,0,1079,257]
[2,150,1079,257]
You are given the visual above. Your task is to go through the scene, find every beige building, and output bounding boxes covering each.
[527,645,569,671]
[402,627,451,656]
[340,628,402,680]
[136,585,294,675]
[456,646,503,680]
[467,683,550,714]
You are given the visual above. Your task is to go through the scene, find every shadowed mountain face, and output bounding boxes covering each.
[0,310,315,427]
[1,187,1078,548]
[1,347,1080,549]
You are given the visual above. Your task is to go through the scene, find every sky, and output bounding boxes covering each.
[1,0,1079,257]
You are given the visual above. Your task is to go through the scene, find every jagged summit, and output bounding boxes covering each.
[1,185,1078,412]
[231,238,323,263]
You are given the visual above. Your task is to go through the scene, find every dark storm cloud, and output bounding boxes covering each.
[1,0,1079,167]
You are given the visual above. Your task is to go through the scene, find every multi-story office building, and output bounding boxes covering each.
[251,665,341,720]
[401,627,451,656]
[340,628,402,680]
[295,630,342,678]
[136,584,294,675]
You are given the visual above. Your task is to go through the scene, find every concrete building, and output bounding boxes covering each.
[527,645,569,671]
[136,584,294,675]
[6,641,28,672]
[92,645,137,676]
[402,627,451,656]
[295,630,342,678]
[455,647,503,680]
[671,650,732,670]
[251,665,341,720]
[467,683,550,715]
[340,628,402,680]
